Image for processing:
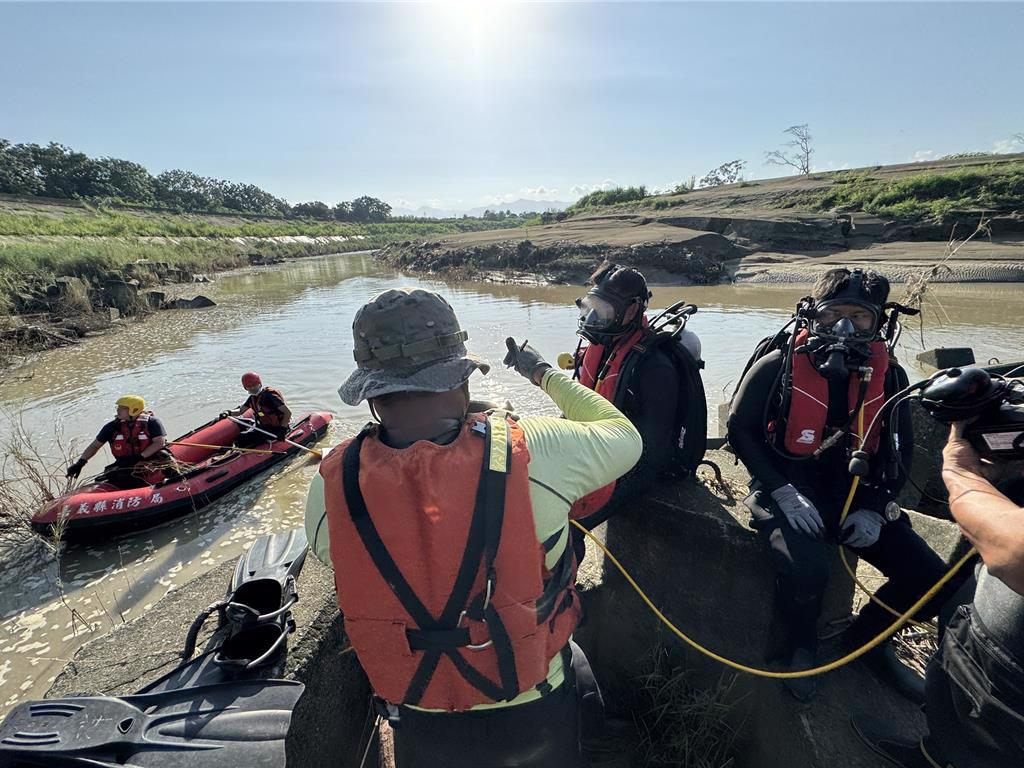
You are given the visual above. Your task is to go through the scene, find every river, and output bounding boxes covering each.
[0,250,1021,714]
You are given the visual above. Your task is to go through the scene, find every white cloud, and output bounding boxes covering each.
[994,137,1024,154]
[811,160,852,173]
[912,150,937,163]
[520,186,559,199]
[480,193,519,206]
[569,179,617,197]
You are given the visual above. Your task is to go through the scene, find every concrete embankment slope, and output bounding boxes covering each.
[48,446,965,767]
[380,153,1024,285]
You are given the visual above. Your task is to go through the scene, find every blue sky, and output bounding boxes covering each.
[2,2,1022,211]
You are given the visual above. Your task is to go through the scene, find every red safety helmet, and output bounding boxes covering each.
[241,372,262,389]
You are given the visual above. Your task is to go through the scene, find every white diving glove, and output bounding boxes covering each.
[770,484,825,539]
[840,509,885,549]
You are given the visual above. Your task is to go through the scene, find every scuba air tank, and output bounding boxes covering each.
[677,328,702,363]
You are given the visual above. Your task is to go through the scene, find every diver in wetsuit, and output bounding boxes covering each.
[569,262,705,529]
[728,268,952,701]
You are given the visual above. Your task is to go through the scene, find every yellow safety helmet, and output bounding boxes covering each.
[115,395,146,418]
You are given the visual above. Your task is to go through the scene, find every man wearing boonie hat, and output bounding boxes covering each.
[305,287,641,767]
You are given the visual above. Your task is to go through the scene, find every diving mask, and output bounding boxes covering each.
[812,300,880,341]
[576,294,618,331]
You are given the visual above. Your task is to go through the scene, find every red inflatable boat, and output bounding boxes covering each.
[33,411,332,535]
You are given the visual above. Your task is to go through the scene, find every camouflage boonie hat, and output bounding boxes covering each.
[338,288,490,406]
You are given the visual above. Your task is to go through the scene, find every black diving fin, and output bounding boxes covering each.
[0,679,304,767]
[139,528,309,695]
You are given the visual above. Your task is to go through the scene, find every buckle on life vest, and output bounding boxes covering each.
[457,610,492,651]
[457,576,494,651]
[374,697,401,728]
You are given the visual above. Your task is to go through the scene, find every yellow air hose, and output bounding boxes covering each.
[569,405,976,678]
[838,407,939,632]
[571,519,975,679]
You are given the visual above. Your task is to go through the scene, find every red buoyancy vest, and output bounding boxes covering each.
[109,411,156,459]
[569,322,647,519]
[781,331,890,456]
[247,387,288,428]
[320,414,582,711]
[577,321,647,399]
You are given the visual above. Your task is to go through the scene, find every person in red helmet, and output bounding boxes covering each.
[222,372,292,448]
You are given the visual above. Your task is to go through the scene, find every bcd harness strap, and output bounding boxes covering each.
[342,416,531,706]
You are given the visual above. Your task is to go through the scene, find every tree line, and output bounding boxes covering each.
[0,139,391,222]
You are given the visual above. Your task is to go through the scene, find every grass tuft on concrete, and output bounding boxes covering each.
[629,647,746,768]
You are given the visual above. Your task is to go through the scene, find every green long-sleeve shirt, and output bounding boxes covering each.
[304,369,641,710]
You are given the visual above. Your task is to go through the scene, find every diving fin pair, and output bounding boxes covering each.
[0,679,304,768]
[142,528,309,695]
[0,530,311,768]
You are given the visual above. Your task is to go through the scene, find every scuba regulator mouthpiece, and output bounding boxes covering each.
[814,316,863,380]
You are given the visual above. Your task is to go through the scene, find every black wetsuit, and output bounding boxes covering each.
[579,345,679,529]
[729,349,952,651]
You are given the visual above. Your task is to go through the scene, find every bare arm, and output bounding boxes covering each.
[141,435,167,458]
[77,439,104,463]
[942,424,1024,595]
[225,401,247,417]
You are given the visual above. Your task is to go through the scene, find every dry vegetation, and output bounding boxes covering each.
[629,647,745,768]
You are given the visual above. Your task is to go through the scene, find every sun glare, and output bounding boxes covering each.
[426,1,526,75]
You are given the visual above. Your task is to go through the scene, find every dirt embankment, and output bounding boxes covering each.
[380,155,1024,286]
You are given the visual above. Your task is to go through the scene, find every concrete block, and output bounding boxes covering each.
[718,402,731,438]
[899,400,950,514]
[916,347,975,373]
[575,450,934,768]
[577,454,856,692]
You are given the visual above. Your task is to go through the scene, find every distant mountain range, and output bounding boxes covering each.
[391,198,572,219]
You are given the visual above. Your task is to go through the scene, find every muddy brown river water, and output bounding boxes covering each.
[0,250,1021,713]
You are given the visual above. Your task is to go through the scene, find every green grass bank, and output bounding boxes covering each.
[785,161,1024,220]
[566,158,1024,222]
[0,198,521,314]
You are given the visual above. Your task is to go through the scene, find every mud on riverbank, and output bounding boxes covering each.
[0,243,356,372]
[377,209,1024,287]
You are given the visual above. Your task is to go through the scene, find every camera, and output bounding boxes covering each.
[920,367,1024,460]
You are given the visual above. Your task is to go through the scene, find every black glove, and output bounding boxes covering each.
[66,459,86,479]
[504,337,551,386]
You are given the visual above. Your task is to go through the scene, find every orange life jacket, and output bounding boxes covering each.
[320,413,582,711]
[246,387,288,428]
[780,331,890,456]
[568,322,647,519]
[109,411,156,460]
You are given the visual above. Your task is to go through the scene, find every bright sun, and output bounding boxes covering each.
[427,1,525,73]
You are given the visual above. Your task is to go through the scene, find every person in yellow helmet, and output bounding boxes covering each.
[66,395,175,490]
